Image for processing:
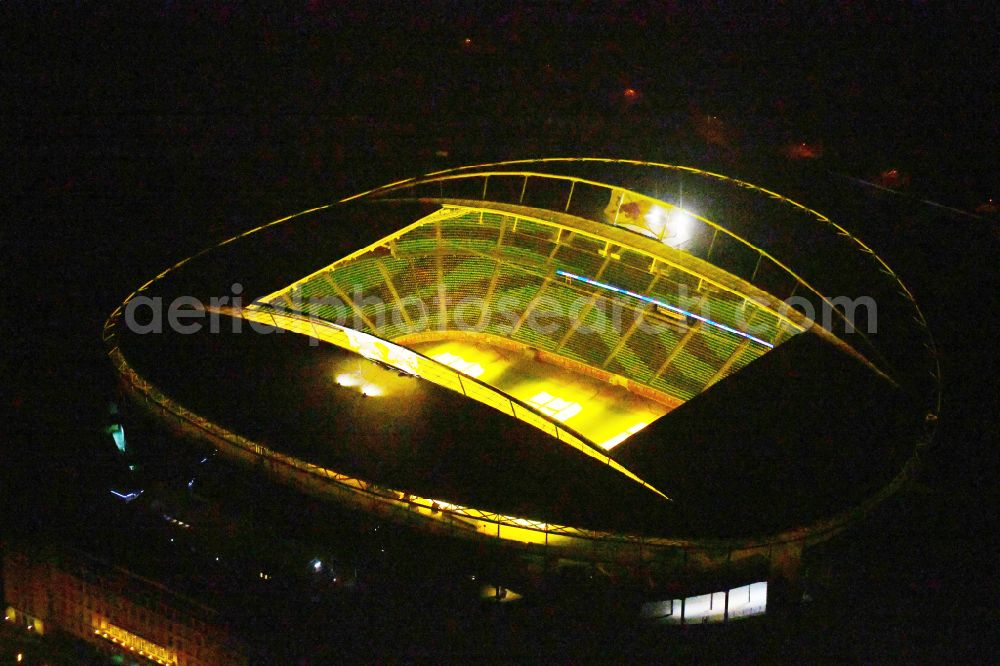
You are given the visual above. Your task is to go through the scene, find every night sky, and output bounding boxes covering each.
[3,3,998,661]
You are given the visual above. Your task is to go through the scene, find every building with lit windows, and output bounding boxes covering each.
[3,546,247,664]
[105,159,939,624]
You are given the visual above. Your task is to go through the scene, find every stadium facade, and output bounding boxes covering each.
[105,159,939,624]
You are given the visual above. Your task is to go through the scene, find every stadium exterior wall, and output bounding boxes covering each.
[109,344,923,596]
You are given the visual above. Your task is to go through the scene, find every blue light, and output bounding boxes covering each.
[555,270,774,348]
[110,489,143,502]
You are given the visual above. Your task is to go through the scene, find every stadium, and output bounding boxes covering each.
[104,158,940,624]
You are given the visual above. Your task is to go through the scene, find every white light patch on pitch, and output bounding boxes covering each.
[600,421,649,450]
[431,351,485,378]
[407,339,670,445]
[527,391,583,422]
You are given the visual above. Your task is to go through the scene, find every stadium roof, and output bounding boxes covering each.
[123,315,677,534]
[612,330,918,537]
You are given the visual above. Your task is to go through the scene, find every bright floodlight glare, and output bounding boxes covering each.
[665,208,695,248]
[643,205,667,237]
[642,205,695,248]
[361,384,383,397]
[335,372,361,387]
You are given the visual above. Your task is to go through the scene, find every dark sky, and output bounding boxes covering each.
[5,3,998,197]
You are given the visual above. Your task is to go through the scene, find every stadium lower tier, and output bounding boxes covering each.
[404,336,669,450]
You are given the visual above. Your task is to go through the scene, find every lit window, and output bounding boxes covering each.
[727,581,767,619]
[682,591,726,623]
[641,580,767,625]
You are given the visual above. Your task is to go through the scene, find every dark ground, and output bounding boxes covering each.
[3,3,998,661]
